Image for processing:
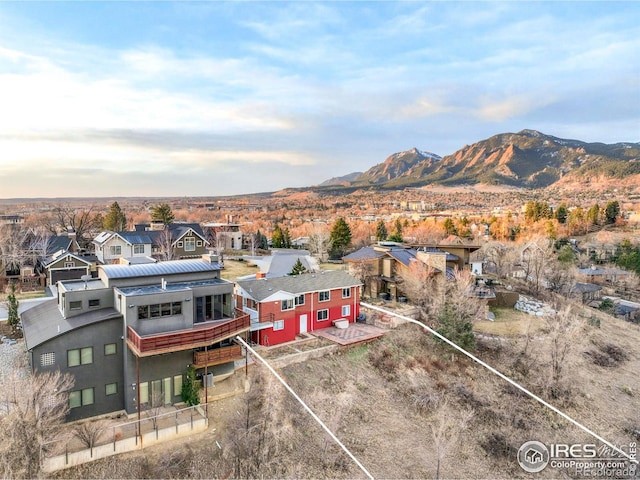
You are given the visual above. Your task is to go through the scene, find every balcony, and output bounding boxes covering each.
[193,344,243,368]
[127,310,250,357]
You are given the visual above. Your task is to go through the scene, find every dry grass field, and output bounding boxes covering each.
[53,303,640,479]
[474,307,545,336]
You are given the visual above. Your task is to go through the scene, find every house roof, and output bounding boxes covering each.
[342,246,388,262]
[100,258,222,279]
[21,299,121,350]
[242,250,318,278]
[46,235,73,255]
[571,282,602,294]
[237,270,361,302]
[117,231,156,245]
[43,250,93,268]
[167,223,208,244]
[386,248,418,267]
[577,267,629,276]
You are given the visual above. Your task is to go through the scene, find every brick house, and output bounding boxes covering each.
[235,270,362,346]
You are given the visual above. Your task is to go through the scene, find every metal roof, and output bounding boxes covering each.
[237,270,361,302]
[101,259,223,279]
[21,300,121,350]
[117,278,231,296]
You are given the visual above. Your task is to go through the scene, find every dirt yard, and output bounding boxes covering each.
[52,306,640,479]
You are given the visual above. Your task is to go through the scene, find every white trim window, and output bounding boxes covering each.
[273,320,285,331]
[281,299,294,311]
[109,245,122,256]
[342,287,351,299]
[64,261,75,268]
[295,294,305,306]
[184,237,196,252]
[133,244,145,254]
[342,305,350,316]
[317,309,329,321]
[319,290,330,302]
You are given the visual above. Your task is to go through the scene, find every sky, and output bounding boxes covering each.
[0,1,638,198]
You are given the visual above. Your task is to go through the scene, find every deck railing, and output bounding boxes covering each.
[127,311,250,357]
[193,344,243,368]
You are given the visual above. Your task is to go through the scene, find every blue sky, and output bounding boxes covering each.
[0,1,638,198]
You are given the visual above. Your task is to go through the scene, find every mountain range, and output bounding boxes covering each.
[319,130,640,190]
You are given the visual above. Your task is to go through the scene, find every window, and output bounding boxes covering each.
[104,343,117,355]
[184,237,196,252]
[196,240,203,247]
[173,375,183,396]
[133,244,145,254]
[281,299,294,311]
[40,352,55,366]
[319,291,330,302]
[109,245,122,256]
[138,302,182,319]
[342,287,351,299]
[105,383,117,396]
[342,305,351,316]
[69,390,81,409]
[81,388,94,406]
[68,347,93,367]
[273,320,284,331]
[139,382,149,404]
[294,294,305,306]
[64,261,75,268]
[317,309,329,321]
[89,299,100,308]
[69,301,82,310]
[69,388,94,408]
[177,241,183,248]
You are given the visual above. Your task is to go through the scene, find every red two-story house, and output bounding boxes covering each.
[235,270,362,346]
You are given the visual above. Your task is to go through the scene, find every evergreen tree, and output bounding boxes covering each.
[282,227,292,248]
[151,203,175,225]
[6,283,19,334]
[181,366,200,406]
[435,303,475,352]
[255,230,269,250]
[271,224,285,248]
[103,201,127,231]
[289,258,307,275]
[554,203,568,224]
[604,201,620,224]
[329,217,352,259]
[586,203,601,226]
[375,220,388,241]
[443,218,458,236]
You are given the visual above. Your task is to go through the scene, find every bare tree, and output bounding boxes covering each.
[73,420,108,457]
[307,223,331,262]
[0,370,74,479]
[429,399,474,480]
[147,390,164,431]
[397,259,442,320]
[156,228,176,261]
[44,205,102,249]
[481,241,517,279]
[519,237,553,294]
[542,307,585,396]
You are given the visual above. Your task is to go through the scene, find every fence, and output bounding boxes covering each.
[42,403,209,473]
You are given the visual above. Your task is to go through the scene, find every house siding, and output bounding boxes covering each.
[248,286,360,346]
[31,317,124,422]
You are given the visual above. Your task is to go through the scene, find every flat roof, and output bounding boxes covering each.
[59,278,107,292]
[116,278,232,297]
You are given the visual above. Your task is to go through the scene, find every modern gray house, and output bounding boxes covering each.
[21,254,250,421]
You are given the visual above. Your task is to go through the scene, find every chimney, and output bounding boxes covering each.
[202,253,219,263]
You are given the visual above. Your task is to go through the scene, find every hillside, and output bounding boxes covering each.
[322,130,640,191]
[56,306,640,479]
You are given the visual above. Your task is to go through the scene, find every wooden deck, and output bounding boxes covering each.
[311,323,386,346]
